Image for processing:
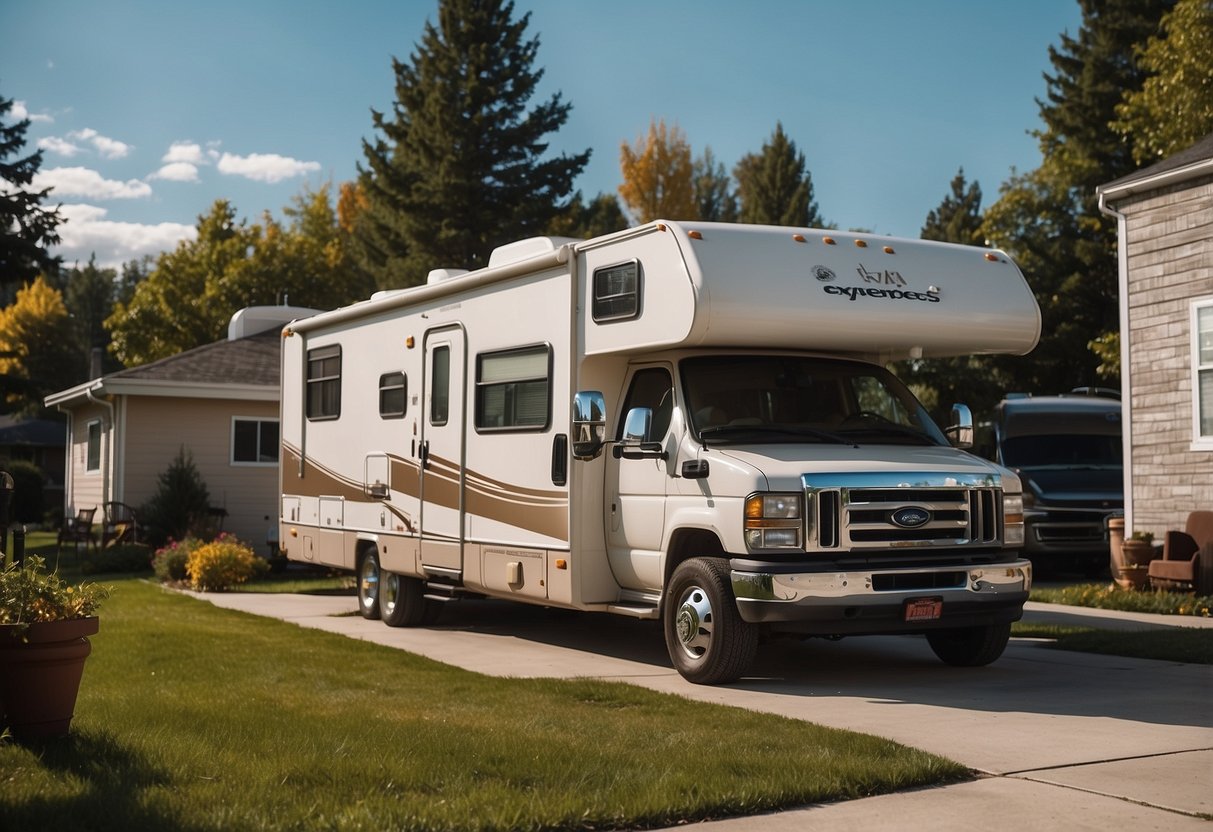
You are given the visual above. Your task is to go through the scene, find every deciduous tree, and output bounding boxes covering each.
[355,0,590,287]
[618,119,696,223]
[0,275,76,415]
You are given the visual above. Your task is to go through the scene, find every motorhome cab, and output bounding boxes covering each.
[279,221,1042,684]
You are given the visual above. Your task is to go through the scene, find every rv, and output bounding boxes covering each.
[278,221,1041,684]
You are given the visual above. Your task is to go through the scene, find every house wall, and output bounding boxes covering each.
[123,397,280,550]
[64,402,110,523]
[1120,174,1213,536]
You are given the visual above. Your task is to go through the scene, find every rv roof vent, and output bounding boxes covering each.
[371,288,409,301]
[487,236,578,269]
[227,305,323,340]
[426,268,469,285]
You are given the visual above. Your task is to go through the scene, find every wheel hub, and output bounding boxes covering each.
[676,605,699,646]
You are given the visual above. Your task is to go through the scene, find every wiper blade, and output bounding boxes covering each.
[699,424,858,447]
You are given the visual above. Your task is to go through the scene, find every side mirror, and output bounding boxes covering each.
[614,407,668,459]
[572,391,607,460]
[946,403,974,449]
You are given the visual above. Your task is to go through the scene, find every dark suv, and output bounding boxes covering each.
[977,393,1122,575]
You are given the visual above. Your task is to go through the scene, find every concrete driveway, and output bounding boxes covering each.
[189,589,1213,830]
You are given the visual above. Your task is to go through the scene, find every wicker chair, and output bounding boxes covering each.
[57,506,97,558]
[1149,511,1213,594]
[101,501,139,547]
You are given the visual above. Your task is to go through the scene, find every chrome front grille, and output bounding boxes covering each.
[805,473,1002,551]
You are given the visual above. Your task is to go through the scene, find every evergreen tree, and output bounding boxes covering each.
[693,147,738,223]
[0,89,62,293]
[355,0,590,288]
[63,254,121,377]
[734,123,821,227]
[980,0,1174,397]
[545,191,628,239]
[921,168,983,246]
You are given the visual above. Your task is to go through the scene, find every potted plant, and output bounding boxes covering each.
[1111,530,1155,590]
[0,556,109,739]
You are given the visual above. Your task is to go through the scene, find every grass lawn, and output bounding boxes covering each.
[1,575,967,832]
[1011,622,1213,664]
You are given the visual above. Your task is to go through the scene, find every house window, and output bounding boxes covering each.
[232,418,279,464]
[475,345,551,431]
[592,261,642,322]
[379,372,407,419]
[1193,298,1213,448]
[85,419,101,472]
[307,345,341,420]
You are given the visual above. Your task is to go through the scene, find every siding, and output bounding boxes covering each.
[1120,175,1213,536]
[123,397,280,550]
[65,403,109,522]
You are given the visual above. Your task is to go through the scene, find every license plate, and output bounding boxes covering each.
[905,598,943,622]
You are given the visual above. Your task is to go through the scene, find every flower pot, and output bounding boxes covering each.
[0,617,99,740]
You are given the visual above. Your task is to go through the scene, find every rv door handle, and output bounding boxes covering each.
[420,440,430,469]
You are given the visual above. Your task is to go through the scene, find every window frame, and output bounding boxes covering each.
[378,371,407,419]
[85,419,102,473]
[591,260,643,323]
[1191,296,1213,451]
[231,417,280,466]
[306,344,342,421]
[474,343,553,433]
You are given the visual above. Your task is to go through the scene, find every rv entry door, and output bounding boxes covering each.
[420,325,467,575]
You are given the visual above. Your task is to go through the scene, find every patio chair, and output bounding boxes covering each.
[101,501,139,547]
[1149,510,1213,594]
[57,506,97,559]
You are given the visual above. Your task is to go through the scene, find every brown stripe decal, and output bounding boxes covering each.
[282,444,569,542]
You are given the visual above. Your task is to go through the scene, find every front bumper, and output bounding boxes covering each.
[732,558,1031,634]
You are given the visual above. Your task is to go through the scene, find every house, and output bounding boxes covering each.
[1098,132,1213,536]
[44,307,319,549]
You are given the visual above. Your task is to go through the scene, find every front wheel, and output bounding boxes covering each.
[357,549,382,620]
[663,558,757,685]
[926,622,1011,666]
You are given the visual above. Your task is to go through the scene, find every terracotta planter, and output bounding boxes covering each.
[0,617,99,740]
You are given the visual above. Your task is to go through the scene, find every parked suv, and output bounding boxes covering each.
[977,393,1122,575]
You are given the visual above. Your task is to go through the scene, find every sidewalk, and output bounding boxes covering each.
[185,587,1213,831]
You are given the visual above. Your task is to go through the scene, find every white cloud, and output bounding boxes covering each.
[67,128,132,159]
[11,100,53,124]
[37,136,84,157]
[149,162,200,182]
[163,141,206,164]
[55,203,195,268]
[217,152,320,183]
[32,166,152,199]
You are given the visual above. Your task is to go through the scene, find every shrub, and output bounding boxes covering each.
[140,447,211,547]
[81,543,154,575]
[0,556,110,633]
[152,537,202,583]
[185,535,266,591]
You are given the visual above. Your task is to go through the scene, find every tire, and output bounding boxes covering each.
[663,557,757,685]
[357,549,382,620]
[381,571,438,627]
[926,622,1012,667]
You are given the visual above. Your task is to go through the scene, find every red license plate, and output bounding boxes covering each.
[905,598,943,622]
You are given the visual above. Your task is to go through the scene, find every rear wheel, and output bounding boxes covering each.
[663,557,757,685]
[926,622,1011,666]
[382,572,439,627]
[357,549,382,620]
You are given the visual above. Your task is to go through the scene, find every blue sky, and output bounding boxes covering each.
[2,0,1082,270]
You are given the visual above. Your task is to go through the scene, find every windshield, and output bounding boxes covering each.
[1002,434,1122,469]
[680,355,946,446]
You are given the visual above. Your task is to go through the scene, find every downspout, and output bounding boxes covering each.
[85,384,115,507]
[1097,189,1133,532]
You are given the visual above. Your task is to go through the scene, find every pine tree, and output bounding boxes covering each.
[355,0,590,288]
[0,90,62,292]
[734,123,821,227]
[693,147,738,223]
[921,168,983,246]
[981,0,1174,397]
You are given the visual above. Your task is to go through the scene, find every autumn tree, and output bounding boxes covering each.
[0,89,62,295]
[1112,0,1213,164]
[618,119,696,223]
[355,0,590,288]
[980,0,1174,398]
[0,275,77,415]
[735,123,821,227]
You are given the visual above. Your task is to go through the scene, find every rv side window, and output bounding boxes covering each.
[431,346,450,426]
[475,345,551,431]
[379,372,407,419]
[592,261,641,322]
[306,345,342,420]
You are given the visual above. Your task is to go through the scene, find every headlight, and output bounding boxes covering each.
[744,493,803,550]
[1003,492,1024,547]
